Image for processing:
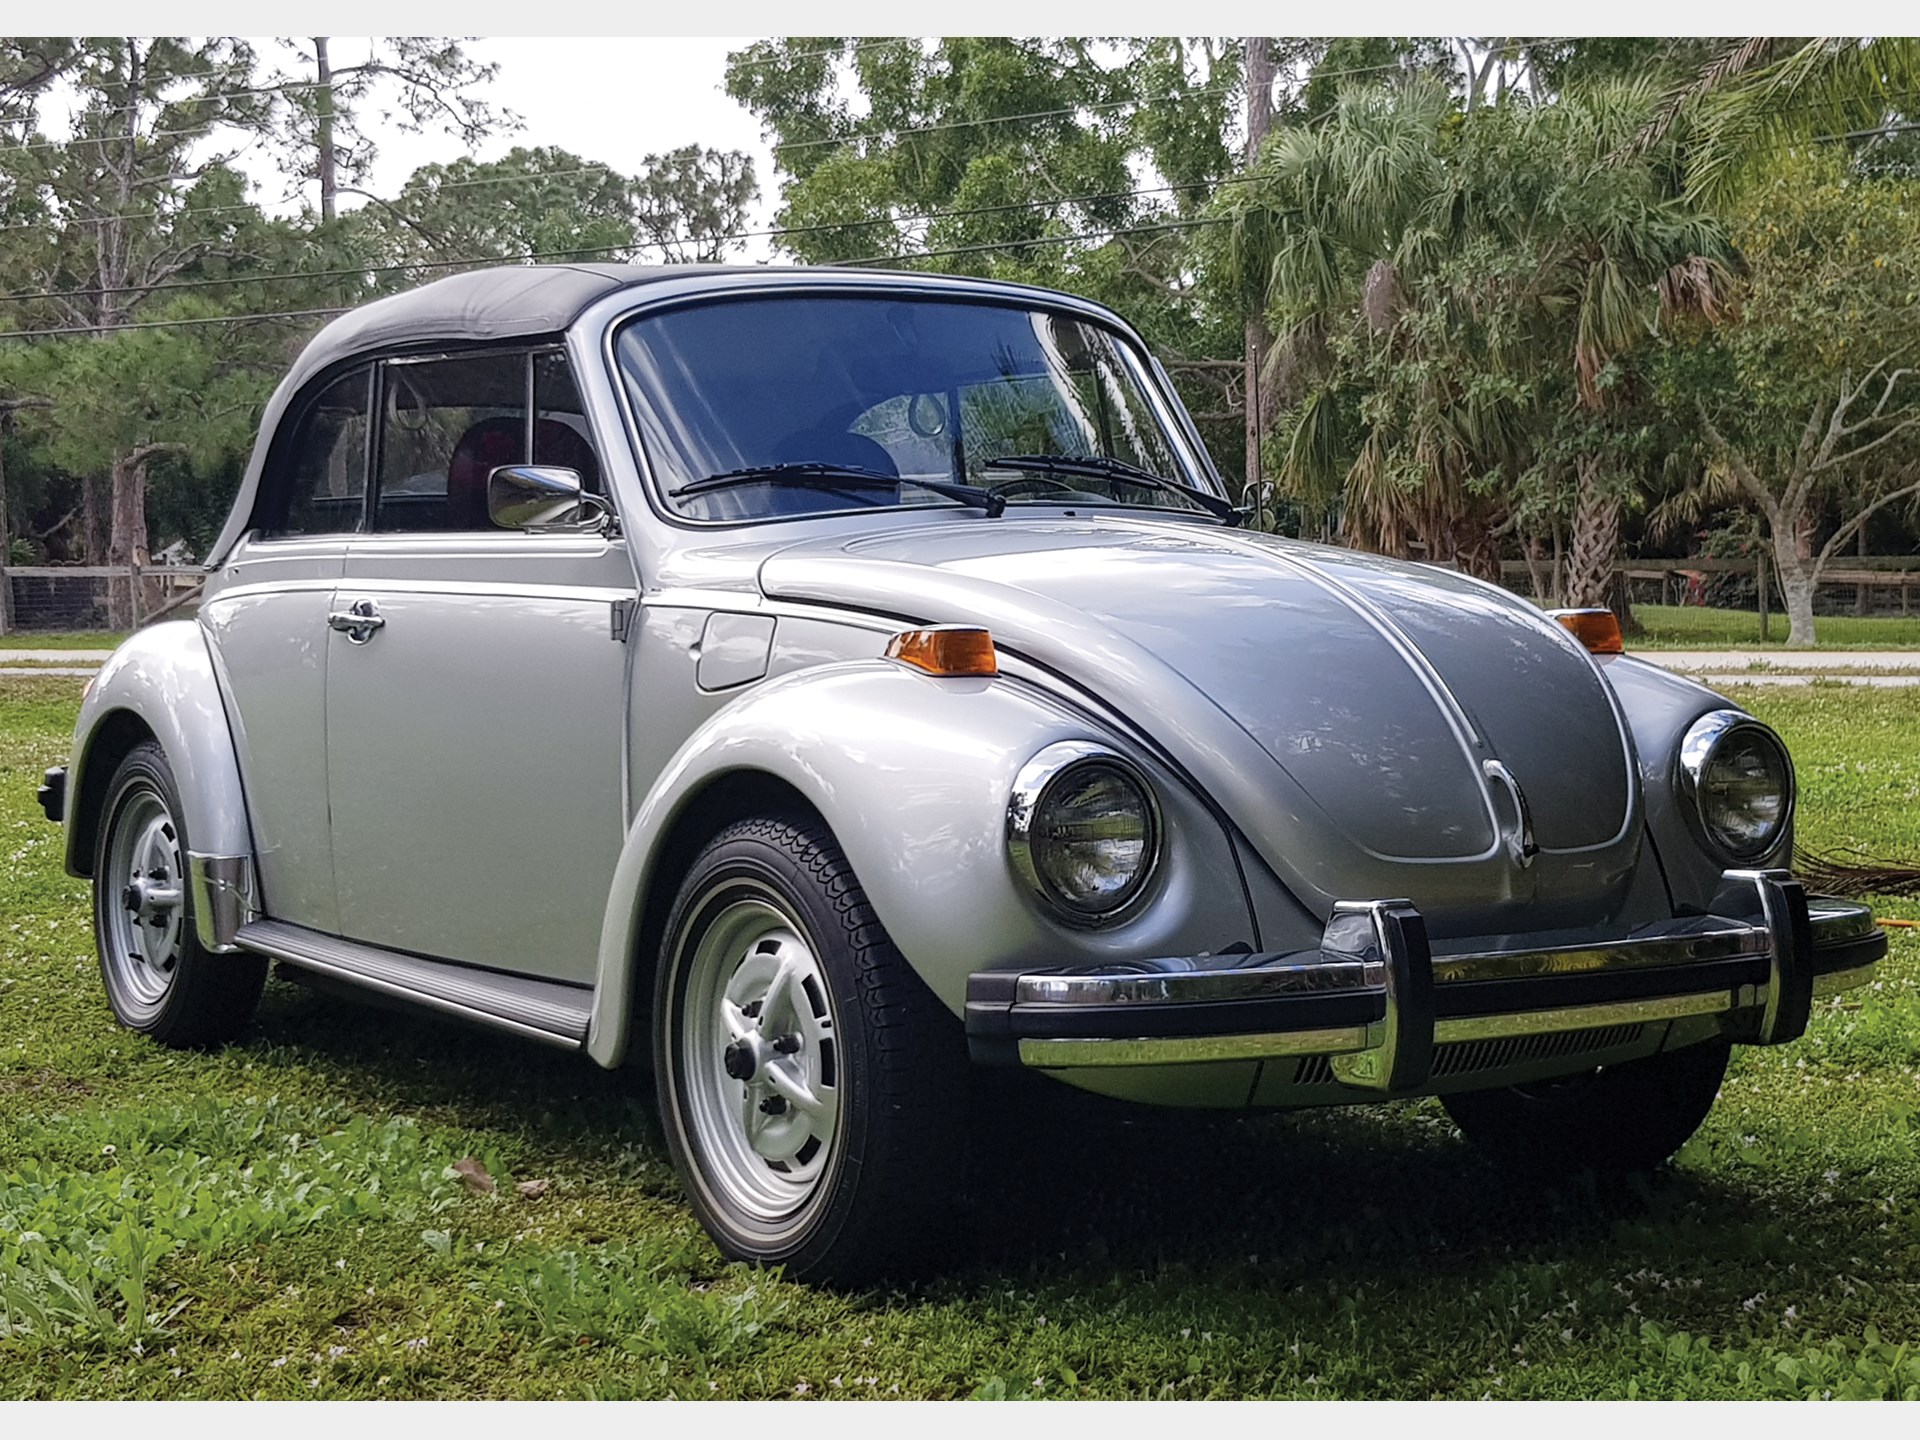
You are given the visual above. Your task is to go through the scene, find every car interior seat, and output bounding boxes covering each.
[445,416,603,529]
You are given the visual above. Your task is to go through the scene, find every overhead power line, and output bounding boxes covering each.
[0,174,1264,308]
[0,216,1239,344]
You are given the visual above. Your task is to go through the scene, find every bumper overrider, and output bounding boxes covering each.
[965,870,1886,1090]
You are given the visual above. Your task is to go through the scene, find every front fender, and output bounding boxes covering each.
[585,659,1255,1067]
[1598,655,1791,909]
[66,621,256,945]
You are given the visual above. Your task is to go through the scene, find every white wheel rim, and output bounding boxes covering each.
[101,785,185,1012]
[677,886,842,1226]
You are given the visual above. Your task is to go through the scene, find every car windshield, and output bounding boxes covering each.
[614,294,1224,523]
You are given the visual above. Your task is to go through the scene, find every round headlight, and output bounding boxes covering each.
[1679,711,1794,863]
[1008,745,1160,923]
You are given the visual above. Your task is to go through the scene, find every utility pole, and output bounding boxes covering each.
[315,37,338,224]
[1243,37,1275,507]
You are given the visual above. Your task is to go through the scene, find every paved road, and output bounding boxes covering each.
[1640,649,1920,688]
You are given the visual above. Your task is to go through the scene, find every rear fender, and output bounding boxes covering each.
[65,621,257,949]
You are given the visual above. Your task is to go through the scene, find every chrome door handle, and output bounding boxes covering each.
[327,599,385,644]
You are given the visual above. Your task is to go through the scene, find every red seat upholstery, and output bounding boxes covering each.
[445,417,524,530]
[444,417,602,530]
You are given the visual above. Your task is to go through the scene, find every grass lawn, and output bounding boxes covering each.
[1,676,1916,1400]
[1628,605,1920,651]
[0,632,129,651]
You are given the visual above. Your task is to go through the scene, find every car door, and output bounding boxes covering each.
[323,348,635,984]
[200,364,374,935]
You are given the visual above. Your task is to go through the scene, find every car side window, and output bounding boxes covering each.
[370,350,605,532]
[374,353,528,533]
[533,351,604,496]
[265,367,371,537]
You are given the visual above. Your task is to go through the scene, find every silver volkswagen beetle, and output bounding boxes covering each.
[37,265,1886,1283]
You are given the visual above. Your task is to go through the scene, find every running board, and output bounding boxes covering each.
[236,919,592,1051]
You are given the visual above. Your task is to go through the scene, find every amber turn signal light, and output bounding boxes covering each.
[1549,607,1624,655]
[885,626,999,677]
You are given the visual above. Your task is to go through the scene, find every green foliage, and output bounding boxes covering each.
[1222,77,1732,565]
[1671,38,1920,205]
[0,1100,462,1348]
[368,143,756,268]
[726,37,1251,475]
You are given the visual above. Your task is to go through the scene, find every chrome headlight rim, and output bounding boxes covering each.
[1677,709,1795,864]
[1007,741,1163,928]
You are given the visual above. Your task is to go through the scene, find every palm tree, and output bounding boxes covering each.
[1221,77,1734,605]
[1641,37,1920,204]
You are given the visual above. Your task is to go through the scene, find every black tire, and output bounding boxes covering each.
[1441,1039,1732,1174]
[91,740,267,1048]
[652,813,967,1285]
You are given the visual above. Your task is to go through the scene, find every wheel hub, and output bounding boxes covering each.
[678,893,843,1222]
[100,785,187,1013]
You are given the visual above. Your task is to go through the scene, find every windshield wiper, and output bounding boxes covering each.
[670,462,1004,516]
[984,454,1243,524]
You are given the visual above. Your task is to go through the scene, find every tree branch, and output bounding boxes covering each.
[1814,412,1920,476]
[1694,399,1783,527]
[1814,471,1920,577]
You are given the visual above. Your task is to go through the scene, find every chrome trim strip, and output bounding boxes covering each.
[1808,898,1879,946]
[1013,988,1743,1068]
[1430,926,1770,983]
[1014,957,1372,1007]
[1004,921,1771,1009]
[1433,990,1737,1044]
[1813,963,1876,999]
[1019,1025,1371,1069]
[188,853,257,953]
[237,919,590,1050]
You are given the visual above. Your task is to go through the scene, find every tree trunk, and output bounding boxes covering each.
[1241,37,1275,505]
[1564,464,1620,610]
[315,37,338,224]
[1773,530,1819,648]
[106,449,151,629]
[0,416,11,633]
[81,475,104,564]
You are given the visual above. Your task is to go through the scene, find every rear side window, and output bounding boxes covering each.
[268,368,371,537]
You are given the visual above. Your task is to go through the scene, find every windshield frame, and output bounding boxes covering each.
[599,280,1228,532]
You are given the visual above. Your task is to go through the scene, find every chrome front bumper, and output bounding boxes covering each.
[964,870,1886,1089]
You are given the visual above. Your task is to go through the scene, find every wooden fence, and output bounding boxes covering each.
[1499,555,1920,638]
[0,564,205,634]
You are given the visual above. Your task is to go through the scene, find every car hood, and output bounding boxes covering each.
[758,517,1642,932]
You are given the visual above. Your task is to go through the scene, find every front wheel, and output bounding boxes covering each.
[92,740,266,1047]
[653,814,966,1285]
[1441,1038,1732,1174]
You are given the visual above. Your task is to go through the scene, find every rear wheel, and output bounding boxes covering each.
[653,814,966,1284]
[1441,1039,1732,1174]
[92,741,266,1047]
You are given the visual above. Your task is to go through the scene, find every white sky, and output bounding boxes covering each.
[33,35,787,262]
[262,36,784,257]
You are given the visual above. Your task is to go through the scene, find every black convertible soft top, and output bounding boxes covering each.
[283,264,712,389]
[205,263,1140,566]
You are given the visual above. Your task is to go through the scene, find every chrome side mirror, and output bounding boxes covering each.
[486,465,612,532]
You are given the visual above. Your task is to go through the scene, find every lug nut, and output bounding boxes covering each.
[758,1095,788,1116]
[771,1034,801,1054]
